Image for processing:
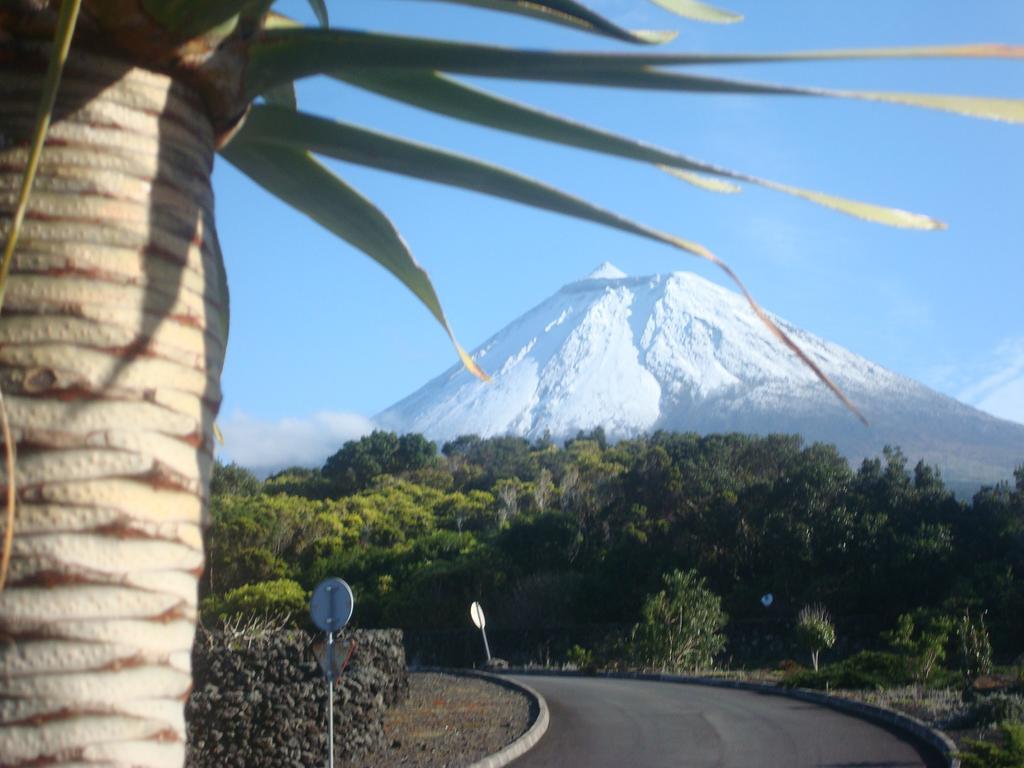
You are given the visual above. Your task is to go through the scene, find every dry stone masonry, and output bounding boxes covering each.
[185,629,407,767]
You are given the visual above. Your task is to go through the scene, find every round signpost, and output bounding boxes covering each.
[469,601,492,663]
[311,577,354,635]
[311,578,354,768]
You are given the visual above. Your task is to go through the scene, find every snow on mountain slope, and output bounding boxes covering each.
[377,266,1024,491]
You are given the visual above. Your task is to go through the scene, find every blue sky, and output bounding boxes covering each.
[213,0,1024,470]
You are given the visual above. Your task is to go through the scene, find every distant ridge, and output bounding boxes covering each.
[377,265,1024,493]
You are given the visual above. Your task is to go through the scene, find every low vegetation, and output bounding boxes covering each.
[206,430,1023,749]
[207,430,1022,656]
[796,604,836,672]
[960,721,1024,768]
[629,569,727,673]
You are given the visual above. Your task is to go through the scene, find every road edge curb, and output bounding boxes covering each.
[505,668,959,768]
[411,667,550,768]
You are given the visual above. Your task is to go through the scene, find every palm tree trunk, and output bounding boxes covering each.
[0,42,226,767]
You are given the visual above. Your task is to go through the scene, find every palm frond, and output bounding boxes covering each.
[305,0,329,28]
[219,130,488,381]
[336,70,942,229]
[247,30,1024,123]
[262,82,297,109]
[239,105,717,250]
[231,14,1023,420]
[399,0,676,45]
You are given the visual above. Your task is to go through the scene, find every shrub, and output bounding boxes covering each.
[630,569,727,674]
[219,546,292,591]
[957,609,994,682]
[795,604,836,672]
[959,721,1024,768]
[202,579,308,626]
[885,611,954,685]
[566,645,595,672]
[783,651,915,690]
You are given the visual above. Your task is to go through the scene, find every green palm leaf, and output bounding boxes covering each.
[246,29,1024,123]
[401,0,677,44]
[337,69,941,229]
[219,132,487,381]
[238,104,710,250]
[262,82,297,109]
[305,0,329,28]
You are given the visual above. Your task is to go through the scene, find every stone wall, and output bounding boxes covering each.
[186,628,407,767]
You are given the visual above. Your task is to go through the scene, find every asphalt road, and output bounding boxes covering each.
[509,675,944,768]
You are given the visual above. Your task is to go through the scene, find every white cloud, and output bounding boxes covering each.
[217,410,375,475]
[959,339,1024,426]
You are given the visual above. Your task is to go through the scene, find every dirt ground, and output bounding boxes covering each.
[339,672,534,768]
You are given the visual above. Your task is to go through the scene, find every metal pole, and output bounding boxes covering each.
[481,626,492,663]
[327,631,335,768]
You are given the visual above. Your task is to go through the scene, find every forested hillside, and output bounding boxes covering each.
[204,430,1023,666]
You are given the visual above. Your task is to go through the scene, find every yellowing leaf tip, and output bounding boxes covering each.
[649,0,743,24]
[761,180,946,231]
[458,345,490,382]
[845,91,1024,125]
[633,29,680,44]
[660,166,742,194]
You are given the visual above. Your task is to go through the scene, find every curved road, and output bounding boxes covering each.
[509,675,943,768]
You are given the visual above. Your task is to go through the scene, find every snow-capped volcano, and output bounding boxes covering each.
[377,265,1024,491]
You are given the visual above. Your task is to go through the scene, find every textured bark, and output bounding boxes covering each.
[0,42,226,767]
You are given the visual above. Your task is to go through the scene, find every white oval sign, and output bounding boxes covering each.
[310,577,354,633]
[470,601,486,629]
[760,593,774,608]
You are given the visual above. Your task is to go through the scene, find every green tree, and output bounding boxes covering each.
[211,461,262,497]
[437,489,496,533]
[322,430,438,495]
[961,470,1024,650]
[631,569,728,673]
[2,3,1021,765]
[340,479,440,547]
[263,465,333,499]
[885,611,954,685]
[796,604,837,672]
[443,435,536,489]
[206,492,349,594]
[494,477,527,526]
[323,430,397,494]
[397,433,439,474]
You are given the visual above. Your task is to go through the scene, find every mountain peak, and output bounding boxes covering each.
[377,268,1024,492]
[586,261,627,280]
